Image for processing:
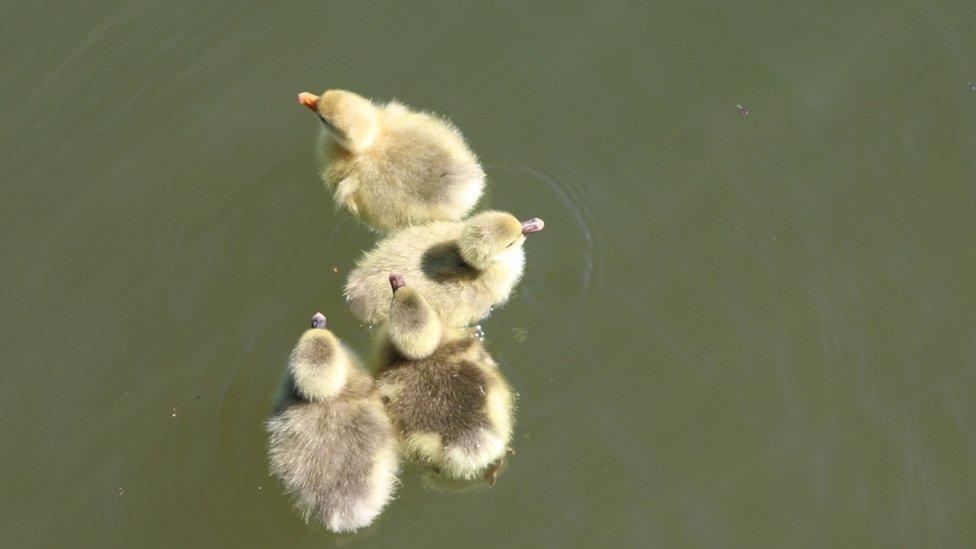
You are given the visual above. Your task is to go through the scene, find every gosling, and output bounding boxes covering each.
[267,312,399,533]
[345,211,545,327]
[376,274,515,481]
[298,89,485,231]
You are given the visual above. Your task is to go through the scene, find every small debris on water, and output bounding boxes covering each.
[968,81,976,92]
[118,487,125,496]
[331,266,340,274]
[170,408,178,418]
[736,104,750,116]
[512,327,528,342]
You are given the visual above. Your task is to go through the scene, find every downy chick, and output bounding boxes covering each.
[345,211,545,327]
[267,313,399,533]
[298,89,485,231]
[376,274,515,481]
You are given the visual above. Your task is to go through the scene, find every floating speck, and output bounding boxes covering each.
[170,408,178,418]
[332,266,340,274]
[512,327,528,343]
[736,104,750,116]
[968,81,976,91]
[118,487,125,496]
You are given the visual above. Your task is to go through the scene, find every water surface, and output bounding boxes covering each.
[2,1,975,546]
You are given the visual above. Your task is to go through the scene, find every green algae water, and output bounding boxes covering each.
[2,1,975,546]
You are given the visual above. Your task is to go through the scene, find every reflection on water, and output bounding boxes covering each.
[2,0,976,547]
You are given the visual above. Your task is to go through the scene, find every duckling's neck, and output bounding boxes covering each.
[479,247,526,298]
[293,355,349,402]
[389,317,442,361]
[485,246,525,276]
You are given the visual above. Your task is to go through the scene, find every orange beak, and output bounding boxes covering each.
[297,92,319,111]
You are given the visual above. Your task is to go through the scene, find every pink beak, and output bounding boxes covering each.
[389,273,406,292]
[521,218,545,235]
[310,312,327,329]
[297,92,319,111]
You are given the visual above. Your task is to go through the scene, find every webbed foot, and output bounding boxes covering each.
[484,447,516,486]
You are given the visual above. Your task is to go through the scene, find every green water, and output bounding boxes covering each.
[2,1,975,546]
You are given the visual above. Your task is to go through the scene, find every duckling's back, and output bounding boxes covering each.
[322,102,484,231]
[377,337,514,477]
[267,371,398,532]
[380,339,493,442]
[345,222,517,327]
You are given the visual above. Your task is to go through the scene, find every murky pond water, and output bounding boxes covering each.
[2,1,975,546]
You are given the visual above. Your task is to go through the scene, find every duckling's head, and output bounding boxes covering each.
[388,273,442,359]
[289,312,350,401]
[298,89,379,152]
[458,211,545,270]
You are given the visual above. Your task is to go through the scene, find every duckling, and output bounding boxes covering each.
[376,274,515,480]
[266,312,399,533]
[345,211,545,327]
[297,89,485,231]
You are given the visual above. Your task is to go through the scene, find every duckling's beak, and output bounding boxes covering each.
[521,218,545,235]
[389,273,406,293]
[310,312,327,329]
[297,92,320,112]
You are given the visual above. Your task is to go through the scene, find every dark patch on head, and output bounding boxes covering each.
[391,292,430,331]
[395,308,428,332]
[298,337,335,365]
[420,242,480,282]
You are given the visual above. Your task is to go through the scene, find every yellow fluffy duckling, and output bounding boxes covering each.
[345,211,545,327]
[267,312,399,533]
[376,274,515,481]
[297,89,485,231]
